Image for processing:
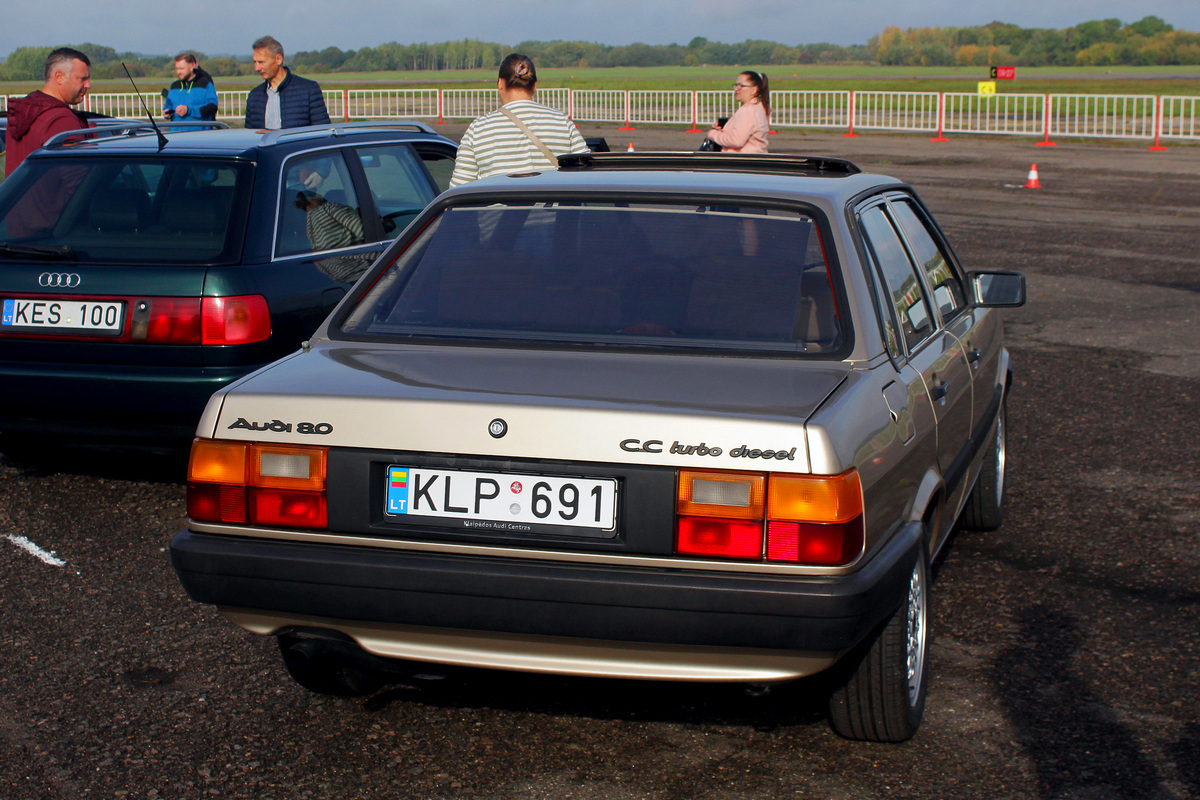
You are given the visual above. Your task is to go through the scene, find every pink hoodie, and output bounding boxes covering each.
[706,99,769,153]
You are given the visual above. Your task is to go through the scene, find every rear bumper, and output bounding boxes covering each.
[170,520,923,681]
[0,360,261,443]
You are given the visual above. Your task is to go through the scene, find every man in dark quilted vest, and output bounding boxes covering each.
[244,36,330,131]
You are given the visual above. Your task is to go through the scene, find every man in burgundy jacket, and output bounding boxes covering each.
[4,47,92,179]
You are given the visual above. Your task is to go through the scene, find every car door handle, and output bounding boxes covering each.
[930,381,949,402]
[966,347,982,365]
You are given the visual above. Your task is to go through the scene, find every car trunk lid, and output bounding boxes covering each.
[203,342,850,473]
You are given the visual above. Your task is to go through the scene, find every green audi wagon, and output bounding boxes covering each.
[0,121,455,447]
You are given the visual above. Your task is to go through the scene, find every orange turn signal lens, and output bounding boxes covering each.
[767,470,862,524]
[677,470,765,520]
[188,439,247,484]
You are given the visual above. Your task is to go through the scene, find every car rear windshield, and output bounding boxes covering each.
[0,157,251,265]
[340,201,842,352]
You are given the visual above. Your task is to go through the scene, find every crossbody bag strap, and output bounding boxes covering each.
[499,106,559,165]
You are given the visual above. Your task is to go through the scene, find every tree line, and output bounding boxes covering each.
[0,16,1192,82]
[874,16,1197,66]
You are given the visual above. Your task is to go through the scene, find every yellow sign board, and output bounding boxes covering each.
[978,81,997,95]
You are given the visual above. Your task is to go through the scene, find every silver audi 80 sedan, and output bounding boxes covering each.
[171,152,1025,742]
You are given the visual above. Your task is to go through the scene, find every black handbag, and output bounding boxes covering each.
[696,137,721,152]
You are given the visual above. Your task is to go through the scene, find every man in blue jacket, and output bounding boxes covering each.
[163,54,218,122]
[244,36,330,130]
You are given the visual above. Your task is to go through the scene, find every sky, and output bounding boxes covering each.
[4,0,1199,60]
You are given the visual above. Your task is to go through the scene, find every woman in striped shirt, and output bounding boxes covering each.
[449,53,589,187]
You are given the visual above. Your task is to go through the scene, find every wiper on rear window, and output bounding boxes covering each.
[0,243,78,260]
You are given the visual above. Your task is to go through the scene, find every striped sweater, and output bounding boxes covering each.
[449,99,589,187]
[305,201,364,252]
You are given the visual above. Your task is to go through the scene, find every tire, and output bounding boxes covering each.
[277,636,384,697]
[962,400,1007,531]
[827,547,929,742]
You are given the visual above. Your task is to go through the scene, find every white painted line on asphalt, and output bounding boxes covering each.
[4,534,67,567]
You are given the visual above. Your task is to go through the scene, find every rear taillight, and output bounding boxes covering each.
[676,517,764,559]
[675,469,864,566]
[187,439,327,529]
[131,295,270,344]
[201,295,271,345]
[138,297,201,343]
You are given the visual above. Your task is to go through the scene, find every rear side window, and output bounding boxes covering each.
[355,144,442,234]
[277,151,365,257]
[418,151,456,193]
[858,204,933,352]
[889,199,966,320]
[340,201,841,353]
[0,158,250,265]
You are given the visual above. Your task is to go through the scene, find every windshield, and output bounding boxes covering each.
[0,157,251,265]
[340,201,842,352]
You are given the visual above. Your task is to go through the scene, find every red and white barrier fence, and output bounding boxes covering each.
[5,88,1198,148]
[941,93,1046,137]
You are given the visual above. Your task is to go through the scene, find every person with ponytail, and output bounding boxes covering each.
[450,53,589,186]
[705,70,771,153]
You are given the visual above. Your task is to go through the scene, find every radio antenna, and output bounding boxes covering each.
[121,62,169,151]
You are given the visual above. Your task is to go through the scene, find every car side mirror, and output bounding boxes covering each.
[969,271,1026,307]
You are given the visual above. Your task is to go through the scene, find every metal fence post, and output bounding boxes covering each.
[619,90,635,131]
[930,92,948,142]
[1149,96,1167,151]
[1037,94,1057,147]
[843,91,857,138]
[687,92,701,133]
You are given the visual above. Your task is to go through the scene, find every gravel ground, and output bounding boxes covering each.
[0,126,1197,800]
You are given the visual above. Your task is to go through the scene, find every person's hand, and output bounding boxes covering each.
[302,171,324,190]
[175,105,189,117]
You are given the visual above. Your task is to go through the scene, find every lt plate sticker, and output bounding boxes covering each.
[385,466,617,534]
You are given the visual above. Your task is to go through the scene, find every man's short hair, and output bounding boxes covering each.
[45,47,90,81]
[252,36,284,58]
[174,53,199,65]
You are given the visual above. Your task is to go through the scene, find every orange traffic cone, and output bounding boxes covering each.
[627,142,635,152]
[1023,164,1042,189]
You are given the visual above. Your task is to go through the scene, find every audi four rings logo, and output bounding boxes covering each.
[39,273,81,288]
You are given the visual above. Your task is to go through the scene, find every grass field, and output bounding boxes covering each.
[5,64,1200,97]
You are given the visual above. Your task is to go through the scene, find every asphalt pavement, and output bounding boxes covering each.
[0,127,1197,800]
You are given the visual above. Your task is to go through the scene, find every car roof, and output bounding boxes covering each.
[31,121,456,159]
[442,152,907,207]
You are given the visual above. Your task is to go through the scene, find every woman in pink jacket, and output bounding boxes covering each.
[706,71,771,153]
